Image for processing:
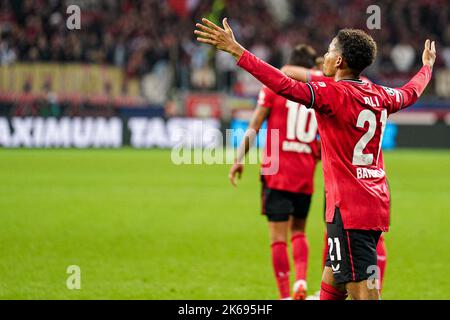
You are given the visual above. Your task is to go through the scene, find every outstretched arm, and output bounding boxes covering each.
[280,65,311,82]
[400,40,436,107]
[392,39,436,112]
[195,18,313,107]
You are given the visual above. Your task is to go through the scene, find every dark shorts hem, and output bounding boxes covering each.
[261,178,312,222]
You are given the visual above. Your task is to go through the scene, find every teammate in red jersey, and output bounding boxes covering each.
[229,44,319,300]
[280,64,388,294]
[195,18,436,300]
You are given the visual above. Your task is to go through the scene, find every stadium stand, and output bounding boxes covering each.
[0,0,449,118]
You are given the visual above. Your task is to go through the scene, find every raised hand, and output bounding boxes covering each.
[422,39,436,69]
[195,18,245,60]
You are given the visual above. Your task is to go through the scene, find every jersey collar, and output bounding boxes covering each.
[337,78,365,84]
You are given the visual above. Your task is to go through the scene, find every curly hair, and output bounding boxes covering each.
[336,29,377,74]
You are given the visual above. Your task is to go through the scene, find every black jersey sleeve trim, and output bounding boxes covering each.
[398,90,404,109]
[306,82,315,109]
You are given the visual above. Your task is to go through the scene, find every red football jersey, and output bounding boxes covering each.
[238,51,432,231]
[258,85,318,194]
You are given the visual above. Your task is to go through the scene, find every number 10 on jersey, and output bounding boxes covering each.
[286,100,318,144]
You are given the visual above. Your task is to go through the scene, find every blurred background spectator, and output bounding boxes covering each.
[0,0,449,113]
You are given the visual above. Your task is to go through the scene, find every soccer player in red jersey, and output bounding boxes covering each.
[195,18,436,300]
[229,44,320,300]
[280,64,388,294]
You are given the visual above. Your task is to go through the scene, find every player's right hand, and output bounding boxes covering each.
[229,163,244,187]
[422,39,436,69]
[194,18,245,61]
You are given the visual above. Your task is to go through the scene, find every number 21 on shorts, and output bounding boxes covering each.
[328,237,342,272]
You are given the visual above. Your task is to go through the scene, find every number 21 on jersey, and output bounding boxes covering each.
[352,109,387,166]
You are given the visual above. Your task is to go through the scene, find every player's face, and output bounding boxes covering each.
[322,38,342,77]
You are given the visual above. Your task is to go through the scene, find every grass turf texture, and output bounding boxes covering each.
[0,149,448,299]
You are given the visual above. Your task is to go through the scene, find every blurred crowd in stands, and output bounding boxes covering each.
[0,0,449,101]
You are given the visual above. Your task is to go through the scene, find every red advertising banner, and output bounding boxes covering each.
[185,93,222,119]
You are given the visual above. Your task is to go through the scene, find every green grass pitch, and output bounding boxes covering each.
[0,149,449,299]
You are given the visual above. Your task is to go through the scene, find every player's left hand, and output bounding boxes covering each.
[422,39,436,69]
[195,18,245,61]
